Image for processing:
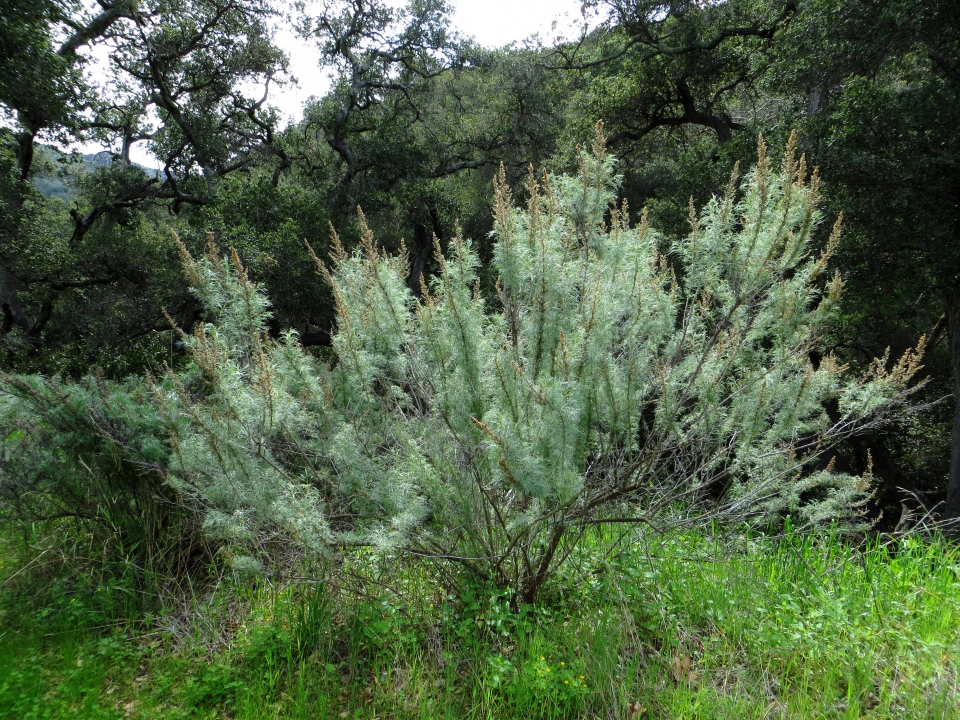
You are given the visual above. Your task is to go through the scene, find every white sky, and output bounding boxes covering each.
[102,0,592,167]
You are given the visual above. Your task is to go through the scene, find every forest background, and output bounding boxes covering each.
[2,1,960,718]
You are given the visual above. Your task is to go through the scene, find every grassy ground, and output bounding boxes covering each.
[0,527,957,719]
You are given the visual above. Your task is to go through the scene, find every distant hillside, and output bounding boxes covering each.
[31,146,155,202]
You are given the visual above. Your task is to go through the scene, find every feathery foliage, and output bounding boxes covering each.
[133,126,919,601]
[0,126,924,602]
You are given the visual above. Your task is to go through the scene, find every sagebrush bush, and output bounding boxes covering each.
[0,372,191,574]
[0,126,924,602]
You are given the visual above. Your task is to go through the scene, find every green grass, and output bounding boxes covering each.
[1,527,958,719]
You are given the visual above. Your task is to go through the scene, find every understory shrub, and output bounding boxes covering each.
[0,126,924,602]
[0,373,195,576]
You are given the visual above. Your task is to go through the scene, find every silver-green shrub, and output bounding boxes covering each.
[0,372,189,572]
[148,126,923,601]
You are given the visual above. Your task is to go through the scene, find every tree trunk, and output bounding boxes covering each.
[15,128,36,181]
[943,284,960,518]
[408,222,429,298]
